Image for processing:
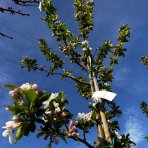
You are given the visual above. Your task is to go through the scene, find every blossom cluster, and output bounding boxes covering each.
[9,83,39,98]
[2,116,22,144]
[81,40,92,51]
[42,93,69,123]
[76,111,92,123]
[66,120,80,137]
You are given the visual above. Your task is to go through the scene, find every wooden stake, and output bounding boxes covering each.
[87,56,105,140]
[93,76,112,144]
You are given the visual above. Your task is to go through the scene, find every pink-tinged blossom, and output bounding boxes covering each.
[20,83,31,91]
[61,112,66,118]
[66,120,80,137]
[9,88,19,98]
[32,84,38,90]
[69,120,74,128]
[55,139,59,144]
[55,107,61,113]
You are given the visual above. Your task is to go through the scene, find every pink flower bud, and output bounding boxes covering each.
[77,132,80,136]
[69,120,73,128]
[9,89,19,98]
[55,139,59,144]
[32,84,38,90]
[61,112,66,118]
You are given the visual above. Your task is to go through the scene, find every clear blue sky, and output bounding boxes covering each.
[0,0,148,148]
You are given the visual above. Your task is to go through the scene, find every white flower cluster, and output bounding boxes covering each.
[76,111,92,123]
[9,83,39,98]
[81,40,92,51]
[20,83,38,91]
[2,116,21,144]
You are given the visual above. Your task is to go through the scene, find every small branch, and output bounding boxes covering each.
[0,32,14,39]
[0,6,30,16]
[52,72,89,85]
[70,137,94,148]
[83,131,86,141]
[35,66,89,85]
[92,48,97,59]
[13,0,39,6]
[63,40,88,72]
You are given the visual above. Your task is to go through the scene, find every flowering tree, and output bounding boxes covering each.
[2,0,136,147]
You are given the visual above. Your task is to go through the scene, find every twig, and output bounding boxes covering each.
[0,6,30,16]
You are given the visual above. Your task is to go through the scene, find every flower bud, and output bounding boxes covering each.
[55,139,59,144]
[61,112,66,118]
[32,84,38,90]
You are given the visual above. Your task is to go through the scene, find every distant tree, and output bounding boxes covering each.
[141,56,148,141]
[2,0,135,147]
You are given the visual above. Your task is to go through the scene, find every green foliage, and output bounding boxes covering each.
[3,84,73,145]
[75,76,91,98]
[20,56,38,71]
[145,136,148,142]
[24,89,37,107]
[39,39,64,75]
[119,134,136,147]
[74,0,94,39]
[140,101,148,117]
[3,84,17,90]
[141,56,148,69]
[140,58,148,142]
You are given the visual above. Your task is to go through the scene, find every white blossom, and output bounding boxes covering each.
[53,102,59,108]
[114,131,122,140]
[2,128,13,144]
[38,0,44,11]
[42,117,48,123]
[20,83,31,91]
[82,47,87,51]
[55,107,61,113]
[2,116,21,129]
[45,110,51,114]
[81,40,89,46]
[43,93,59,108]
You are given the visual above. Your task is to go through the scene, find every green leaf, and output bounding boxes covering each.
[29,122,36,133]
[3,84,17,90]
[59,134,67,144]
[15,126,22,143]
[25,89,36,105]
[36,132,44,139]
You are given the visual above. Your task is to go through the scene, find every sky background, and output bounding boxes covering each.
[0,0,148,148]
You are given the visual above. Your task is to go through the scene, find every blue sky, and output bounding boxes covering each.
[0,0,148,147]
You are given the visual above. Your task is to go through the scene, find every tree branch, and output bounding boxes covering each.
[0,6,30,16]
[70,137,94,148]
[62,39,88,72]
